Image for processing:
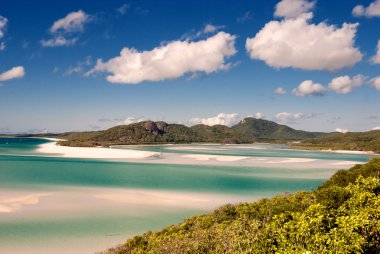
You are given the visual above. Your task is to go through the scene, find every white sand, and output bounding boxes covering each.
[333,150,375,155]
[168,146,226,151]
[181,154,249,162]
[268,158,317,163]
[35,142,366,169]
[0,192,52,213]
[36,141,159,159]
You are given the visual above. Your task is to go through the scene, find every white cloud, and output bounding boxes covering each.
[371,76,380,91]
[275,87,287,94]
[0,16,8,39]
[0,66,25,82]
[87,32,237,84]
[335,128,348,133]
[371,40,380,64]
[117,4,130,15]
[292,80,326,97]
[41,10,89,48]
[184,24,225,40]
[353,0,380,18]
[203,24,224,34]
[40,36,78,47]
[190,113,241,127]
[254,112,264,119]
[50,10,89,33]
[64,56,92,76]
[123,117,147,125]
[372,126,380,130]
[64,67,82,76]
[275,0,315,18]
[328,75,365,94]
[0,16,8,50]
[245,13,362,71]
[275,112,314,123]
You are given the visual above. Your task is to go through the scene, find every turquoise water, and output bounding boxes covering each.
[118,144,375,162]
[0,138,375,253]
[0,155,325,194]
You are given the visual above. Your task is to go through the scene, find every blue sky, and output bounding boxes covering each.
[0,0,379,133]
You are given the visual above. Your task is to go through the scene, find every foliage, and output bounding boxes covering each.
[57,121,253,147]
[101,158,380,254]
[294,130,380,153]
[232,117,328,141]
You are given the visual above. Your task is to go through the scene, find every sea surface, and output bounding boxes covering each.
[0,137,377,254]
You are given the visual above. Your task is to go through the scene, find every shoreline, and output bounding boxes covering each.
[32,140,366,170]
[36,140,159,159]
[287,146,378,155]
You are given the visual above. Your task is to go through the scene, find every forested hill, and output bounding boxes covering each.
[232,117,329,140]
[102,158,380,254]
[292,130,380,153]
[57,121,252,147]
[55,118,332,147]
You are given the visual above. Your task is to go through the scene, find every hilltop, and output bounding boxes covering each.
[232,117,328,141]
[56,118,333,147]
[57,121,252,147]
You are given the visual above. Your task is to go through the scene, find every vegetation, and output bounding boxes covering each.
[292,130,380,153]
[4,119,379,153]
[232,117,329,141]
[57,121,253,147]
[102,158,380,254]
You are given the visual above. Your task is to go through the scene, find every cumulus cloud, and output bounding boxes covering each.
[328,75,365,94]
[335,128,348,133]
[275,87,287,94]
[0,15,8,39]
[275,112,314,123]
[41,10,90,47]
[50,10,89,33]
[245,13,362,71]
[372,126,380,130]
[275,0,315,18]
[0,66,25,82]
[371,40,380,64]
[353,0,380,18]
[87,32,237,84]
[190,113,241,127]
[371,76,380,91]
[292,80,326,97]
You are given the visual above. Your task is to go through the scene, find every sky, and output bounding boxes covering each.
[0,0,379,133]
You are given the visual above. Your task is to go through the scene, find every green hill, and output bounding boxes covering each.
[232,117,328,141]
[292,130,380,153]
[102,158,380,254]
[58,121,252,147]
[190,124,252,144]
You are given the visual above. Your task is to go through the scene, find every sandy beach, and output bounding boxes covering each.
[36,141,159,159]
[33,141,366,170]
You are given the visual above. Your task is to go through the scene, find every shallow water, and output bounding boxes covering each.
[0,138,376,253]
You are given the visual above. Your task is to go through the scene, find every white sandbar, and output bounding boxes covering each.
[36,141,159,159]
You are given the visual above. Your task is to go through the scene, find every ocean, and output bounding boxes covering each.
[0,138,376,253]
